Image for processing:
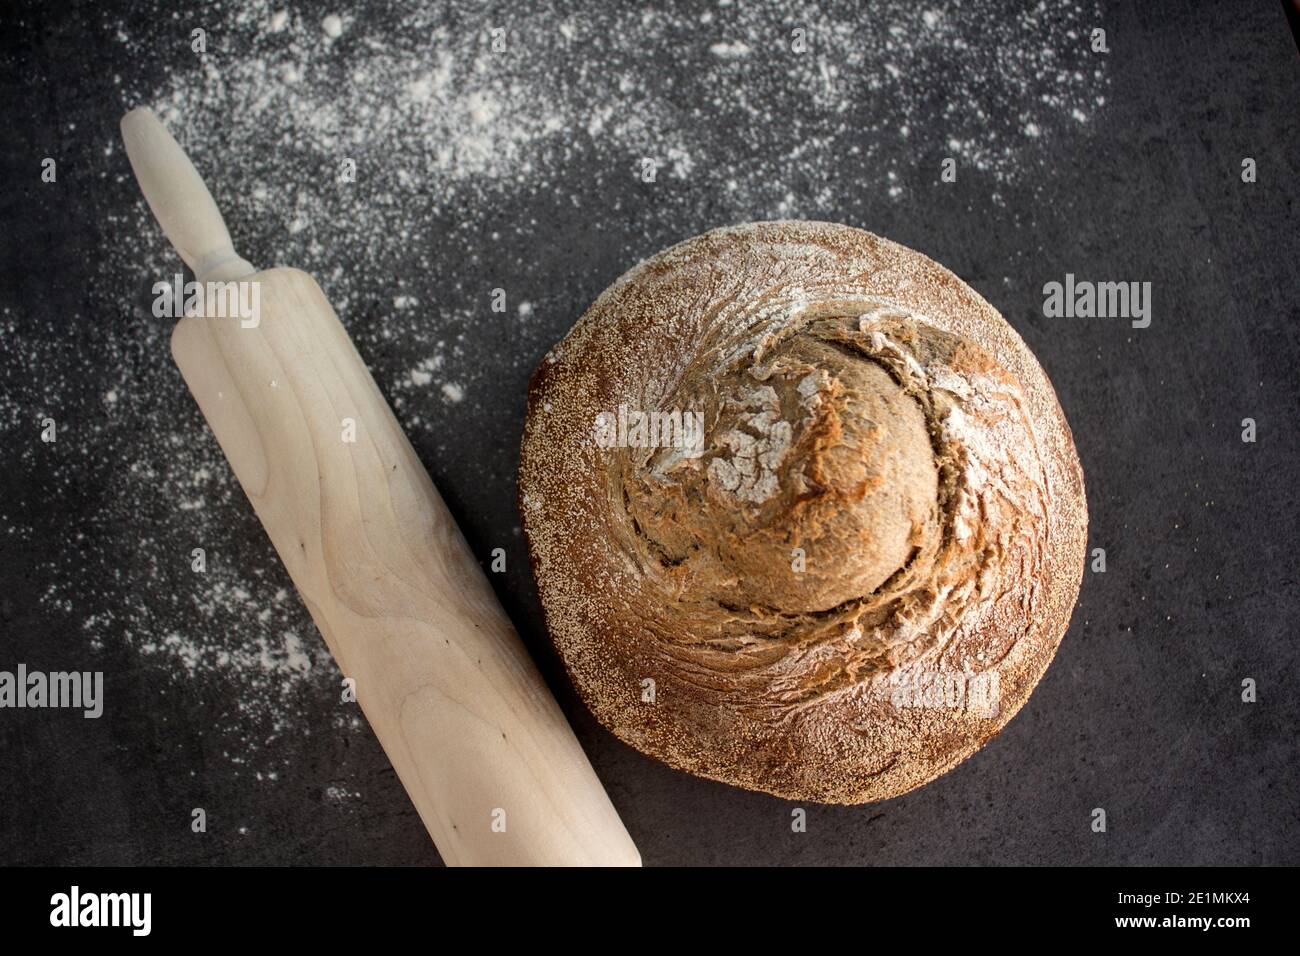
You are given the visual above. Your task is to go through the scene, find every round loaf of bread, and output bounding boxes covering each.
[519,221,1086,804]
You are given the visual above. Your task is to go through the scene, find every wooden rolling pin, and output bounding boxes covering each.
[120,107,640,867]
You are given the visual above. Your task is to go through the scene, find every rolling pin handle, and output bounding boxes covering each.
[120,107,256,283]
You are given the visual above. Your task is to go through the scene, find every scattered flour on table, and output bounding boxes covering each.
[0,0,1108,775]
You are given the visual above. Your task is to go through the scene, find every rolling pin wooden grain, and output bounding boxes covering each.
[120,107,640,867]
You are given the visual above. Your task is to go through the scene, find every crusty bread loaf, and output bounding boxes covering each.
[519,221,1086,804]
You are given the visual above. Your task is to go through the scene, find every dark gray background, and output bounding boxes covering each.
[0,0,1296,866]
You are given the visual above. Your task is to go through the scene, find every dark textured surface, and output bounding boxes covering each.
[0,0,1297,867]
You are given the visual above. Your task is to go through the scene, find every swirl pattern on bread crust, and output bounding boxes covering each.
[520,221,1086,803]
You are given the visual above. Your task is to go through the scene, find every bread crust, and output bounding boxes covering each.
[519,221,1086,804]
